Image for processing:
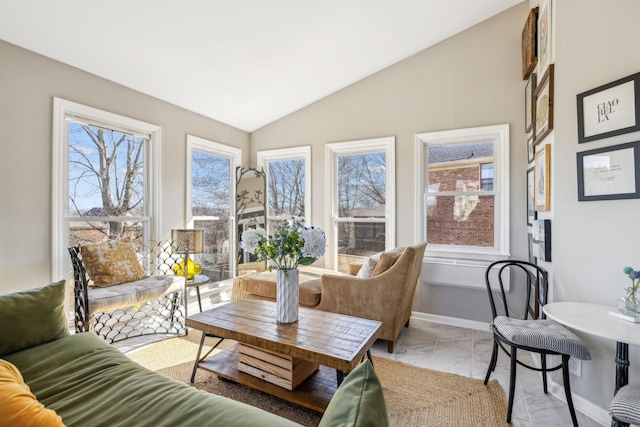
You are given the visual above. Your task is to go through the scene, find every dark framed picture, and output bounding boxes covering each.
[525,73,536,133]
[535,144,550,211]
[577,140,640,201]
[534,219,551,262]
[577,72,640,143]
[522,7,538,81]
[527,132,535,164]
[537,0,552,76]
[534,64,554,145]
[527,166,537,226]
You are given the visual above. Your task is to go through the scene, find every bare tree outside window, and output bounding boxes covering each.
[267,158,305,230]
[68,122,147,246]
[191,150,232,277]
[337,152,386,261]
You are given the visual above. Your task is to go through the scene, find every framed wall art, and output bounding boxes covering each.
[527,166,537,226]
[522,7,538,81]
[525,72,536,133]
[577,140,640,201]
[535,144,550,211]
[533,64,554,144]
[533,219,551,262]
[577,71,640,143]
[537,0,552,76]
[527,132,535,164]
[528,233,537,265]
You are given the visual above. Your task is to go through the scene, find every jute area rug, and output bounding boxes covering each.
[127,333,509,427]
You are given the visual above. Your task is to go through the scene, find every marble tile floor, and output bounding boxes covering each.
[368,318,601,427]
[115,304,602,426]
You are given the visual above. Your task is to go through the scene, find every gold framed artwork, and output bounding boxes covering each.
[537,0,552,76]
[521,7,538,80]
[535,144,550,211]
[533,64,554,145]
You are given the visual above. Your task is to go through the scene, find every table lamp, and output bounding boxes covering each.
[171,228,205,280]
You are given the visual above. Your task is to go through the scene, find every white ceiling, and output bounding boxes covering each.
[0,0,522,132]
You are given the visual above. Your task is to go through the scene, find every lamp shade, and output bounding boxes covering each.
[171,229,204,254]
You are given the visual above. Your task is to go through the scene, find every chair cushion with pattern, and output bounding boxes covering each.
[493,316,591,360]
[609,382,640,424]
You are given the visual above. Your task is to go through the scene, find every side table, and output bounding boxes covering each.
[186,274,210,313]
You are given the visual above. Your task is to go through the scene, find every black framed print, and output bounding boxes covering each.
[577,72,640,143]
[527,166,537,226]
[577,140,640,201]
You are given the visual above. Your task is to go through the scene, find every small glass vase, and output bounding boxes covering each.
[623,288,640,316]
[276,268,299,323]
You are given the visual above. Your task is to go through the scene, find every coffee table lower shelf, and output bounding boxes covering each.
[198,343,337,413]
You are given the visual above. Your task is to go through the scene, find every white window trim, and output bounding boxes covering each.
[186,135,241,276]
[52,97,161,282]
[415,124,510,262]
[257,146,311,226]
[325,136,396,270]
[186,134,241,227]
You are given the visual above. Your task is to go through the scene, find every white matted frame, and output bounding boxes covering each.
[577,72,640,144]
[537,0,552,76]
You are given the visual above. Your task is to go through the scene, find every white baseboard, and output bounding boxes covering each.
[411,311,491,332]
[528,354,610,426]
[410,312,610,426]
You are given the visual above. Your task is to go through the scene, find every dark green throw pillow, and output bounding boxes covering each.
[0,280,69,356]
[319,360,389,427]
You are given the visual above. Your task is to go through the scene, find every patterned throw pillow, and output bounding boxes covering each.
[80,237,146,288]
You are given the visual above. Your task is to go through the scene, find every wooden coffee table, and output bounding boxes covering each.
[186,299,382,412]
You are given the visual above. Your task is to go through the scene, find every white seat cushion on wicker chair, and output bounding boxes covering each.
[87,275,185,315]
[610,382,640,424]
[493,316,591,361]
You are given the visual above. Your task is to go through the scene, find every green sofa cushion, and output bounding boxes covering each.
[0,281,68,357]
[319,360,389,427]
[4,333,303,427]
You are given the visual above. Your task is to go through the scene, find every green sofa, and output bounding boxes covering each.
[0,281,389,427]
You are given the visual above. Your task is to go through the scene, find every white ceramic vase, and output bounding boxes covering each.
[276,268,299,323]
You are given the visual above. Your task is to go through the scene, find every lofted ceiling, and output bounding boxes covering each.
[0,0,523,132]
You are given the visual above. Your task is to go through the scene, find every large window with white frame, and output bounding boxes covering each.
[325,137,395,272]
[52,98,161,282]
[186,135,241,281]
[257,146,311,233]
[415,124,510,261]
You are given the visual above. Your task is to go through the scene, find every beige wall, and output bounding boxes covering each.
[549,0,640,412]
[252,3,530,320]
[0,39,250,294]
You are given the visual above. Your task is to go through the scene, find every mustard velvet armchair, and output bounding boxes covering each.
[318,241,426,353]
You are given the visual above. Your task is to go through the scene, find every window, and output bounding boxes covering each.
[52,98,160,281]
[325,137,395,272]
[187,135,241,281]
[415,124,509,261]
[257,146,311,233]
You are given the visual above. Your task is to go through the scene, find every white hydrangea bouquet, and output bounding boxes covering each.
[240,220,325,271]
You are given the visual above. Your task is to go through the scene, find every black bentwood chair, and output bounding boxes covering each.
[483,260,591,426]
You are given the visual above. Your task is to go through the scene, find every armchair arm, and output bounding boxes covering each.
[318,267,409,341]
